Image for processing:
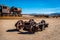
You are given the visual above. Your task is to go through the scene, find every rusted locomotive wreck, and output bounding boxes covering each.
[0,5,22,16]
[15,19,49,33]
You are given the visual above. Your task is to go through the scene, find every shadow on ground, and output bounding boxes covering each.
[6,29,34,34]
[18,31,34,34]
[6,29,19,32]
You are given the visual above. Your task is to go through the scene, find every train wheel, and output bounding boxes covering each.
[31,27,35,33]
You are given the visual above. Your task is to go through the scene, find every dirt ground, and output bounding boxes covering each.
[0,17,60,40]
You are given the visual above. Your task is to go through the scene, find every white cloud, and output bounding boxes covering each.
[22,7,60,14]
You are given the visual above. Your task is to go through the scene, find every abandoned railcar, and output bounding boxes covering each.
[10,6,22,16]
[0,5,10,16]
[0,5,22,16]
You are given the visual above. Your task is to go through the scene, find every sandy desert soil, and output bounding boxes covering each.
[0,18,60,40]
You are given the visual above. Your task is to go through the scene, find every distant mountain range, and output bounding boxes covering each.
[22,13,60,16]
[50,13,60,16]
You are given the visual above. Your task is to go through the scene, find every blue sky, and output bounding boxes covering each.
[0,0,60,14]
